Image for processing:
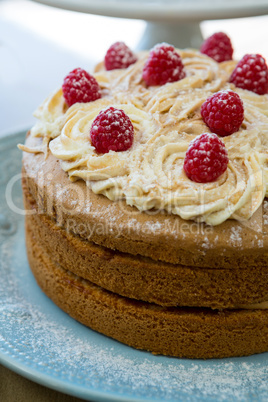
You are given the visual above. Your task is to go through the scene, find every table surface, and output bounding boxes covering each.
[0,365,86,402]
[1,0,268,400]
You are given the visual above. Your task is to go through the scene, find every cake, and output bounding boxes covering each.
[19,38,268,359]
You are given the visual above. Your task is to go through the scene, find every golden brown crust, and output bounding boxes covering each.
[26,220,268,359]
[23,180,268,309]
[22,134,268,268]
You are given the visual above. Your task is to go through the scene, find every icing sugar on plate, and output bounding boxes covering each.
[1,131,268,402]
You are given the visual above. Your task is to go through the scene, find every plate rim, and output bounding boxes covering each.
[0,350,145,402]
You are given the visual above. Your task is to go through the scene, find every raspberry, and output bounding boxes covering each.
[183,133,229,183]
[229,54,268,95]
[104,42,137,71]
[142,43,186,86]
[201,90,244,137]
[200,32,233,63]
[90,107,134,154]
[62,68,101,107]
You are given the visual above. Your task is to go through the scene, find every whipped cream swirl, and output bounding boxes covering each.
[22,49,268,225]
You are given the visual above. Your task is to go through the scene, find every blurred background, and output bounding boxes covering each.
[0,0,268,136]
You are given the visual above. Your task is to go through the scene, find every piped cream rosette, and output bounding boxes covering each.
[23,49,268,225]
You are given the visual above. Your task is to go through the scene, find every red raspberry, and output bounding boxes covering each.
[142,43,186,86]
[229,54,268,95]
[62,68,101,107]
[201,90,244,137]
[90,107,134,154]
[183,133,228,183]
[200,32,233,63]
[104,42,137,71]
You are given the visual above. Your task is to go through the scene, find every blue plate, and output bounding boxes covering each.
[0,130,267,402]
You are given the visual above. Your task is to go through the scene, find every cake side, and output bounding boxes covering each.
[23,175,268,309]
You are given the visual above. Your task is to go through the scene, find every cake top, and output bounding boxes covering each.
[20,39,268,226]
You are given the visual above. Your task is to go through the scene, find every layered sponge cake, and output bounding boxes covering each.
[19,38,268,358]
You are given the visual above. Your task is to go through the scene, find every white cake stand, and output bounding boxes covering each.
[31,0,268,49]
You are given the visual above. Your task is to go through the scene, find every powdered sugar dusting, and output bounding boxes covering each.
[229,226,243,247]
[264,200,268,225]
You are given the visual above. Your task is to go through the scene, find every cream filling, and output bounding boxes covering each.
[236,300,268,310]
[20,49,268,226]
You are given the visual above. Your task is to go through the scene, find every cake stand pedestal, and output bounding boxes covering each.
[136,21,203,50]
